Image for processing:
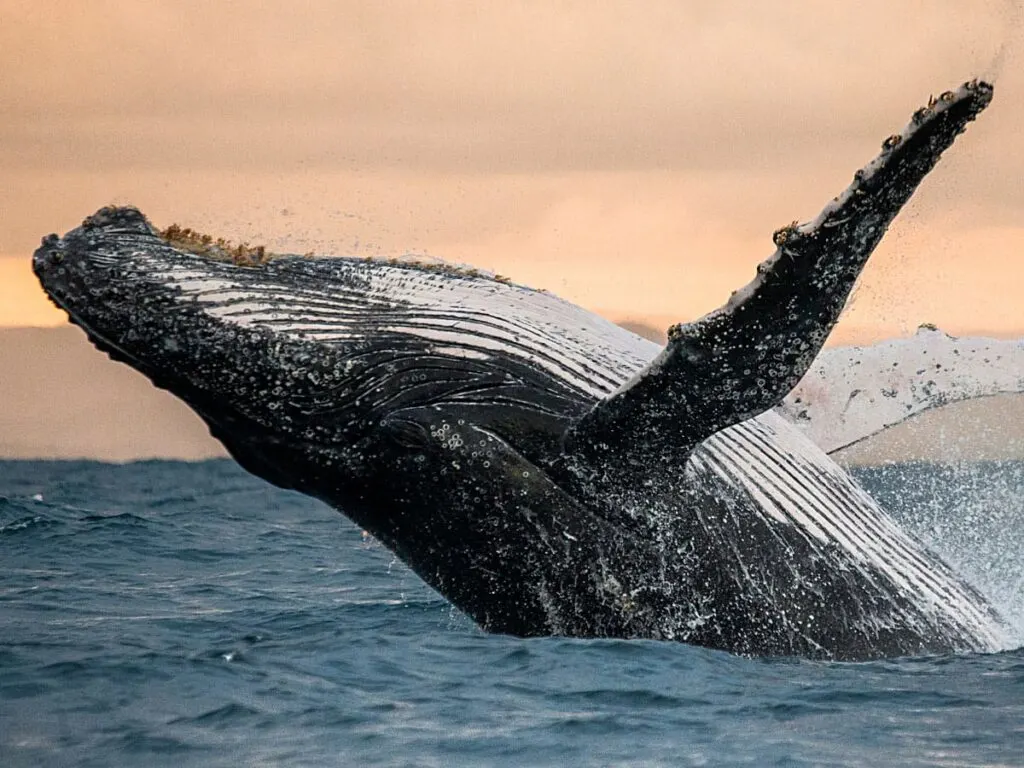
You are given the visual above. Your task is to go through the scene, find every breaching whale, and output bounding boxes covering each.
[34,80,1009,660]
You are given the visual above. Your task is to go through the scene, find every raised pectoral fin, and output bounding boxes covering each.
[565,81,993,465]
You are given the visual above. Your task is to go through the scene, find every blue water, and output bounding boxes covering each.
[2,459,1022,767]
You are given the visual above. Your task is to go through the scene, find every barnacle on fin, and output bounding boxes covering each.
[882,134,902,151]
[772,220,800,247]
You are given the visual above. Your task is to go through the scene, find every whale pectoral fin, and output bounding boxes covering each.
[781,328,1024,455]
[369,411,640,637]
[565,80,993,466]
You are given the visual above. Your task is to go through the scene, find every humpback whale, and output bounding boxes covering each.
[34,80,1009,660]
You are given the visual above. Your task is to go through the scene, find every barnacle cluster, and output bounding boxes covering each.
[159,223,278,267]
[909,82,980,131]
[772,220,800,247]
[882,134,903,151]
[160,222,516,284]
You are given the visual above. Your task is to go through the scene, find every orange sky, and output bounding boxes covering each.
[2,1,1023,340]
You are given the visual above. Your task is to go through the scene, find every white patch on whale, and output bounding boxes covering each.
[785,327,1024,454]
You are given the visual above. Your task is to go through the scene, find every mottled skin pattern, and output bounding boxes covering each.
[34,81,1003,660]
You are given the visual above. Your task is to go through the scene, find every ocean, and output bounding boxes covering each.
[1,458,1022,767]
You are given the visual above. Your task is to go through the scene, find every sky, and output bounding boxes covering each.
[2,0,1024,340]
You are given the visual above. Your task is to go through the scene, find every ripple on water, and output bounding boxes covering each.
[1,459,1023,768]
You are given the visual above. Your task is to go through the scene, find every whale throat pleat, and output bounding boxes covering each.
[696,414,1004,648]
[144,254,656,410]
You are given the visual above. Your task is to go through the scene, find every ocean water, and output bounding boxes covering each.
[1,458,1022,768]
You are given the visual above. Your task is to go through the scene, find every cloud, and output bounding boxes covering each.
[2,1,1020,174]
[1,1,1021,337]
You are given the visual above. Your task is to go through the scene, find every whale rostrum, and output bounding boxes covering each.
[34,80,1009,660]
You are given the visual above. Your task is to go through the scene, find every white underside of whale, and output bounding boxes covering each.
[787,328,1024,455]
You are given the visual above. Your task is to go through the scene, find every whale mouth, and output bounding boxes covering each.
[33,233,122,364]
[32,209,156,370]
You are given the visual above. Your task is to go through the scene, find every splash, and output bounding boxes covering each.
[854,460,1024,650]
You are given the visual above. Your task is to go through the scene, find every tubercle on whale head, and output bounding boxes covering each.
[33,207,154,325]
[80,205,160,236]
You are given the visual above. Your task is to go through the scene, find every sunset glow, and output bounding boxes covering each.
[2,2,1022,340]
[0,257,66,328]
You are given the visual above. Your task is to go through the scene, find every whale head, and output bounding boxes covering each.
[33,208,370,489]
[33,206,642,634]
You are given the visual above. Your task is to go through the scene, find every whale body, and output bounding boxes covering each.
[34,80,1008,659]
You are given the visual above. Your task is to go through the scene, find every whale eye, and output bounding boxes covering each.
[381,416,431,449]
